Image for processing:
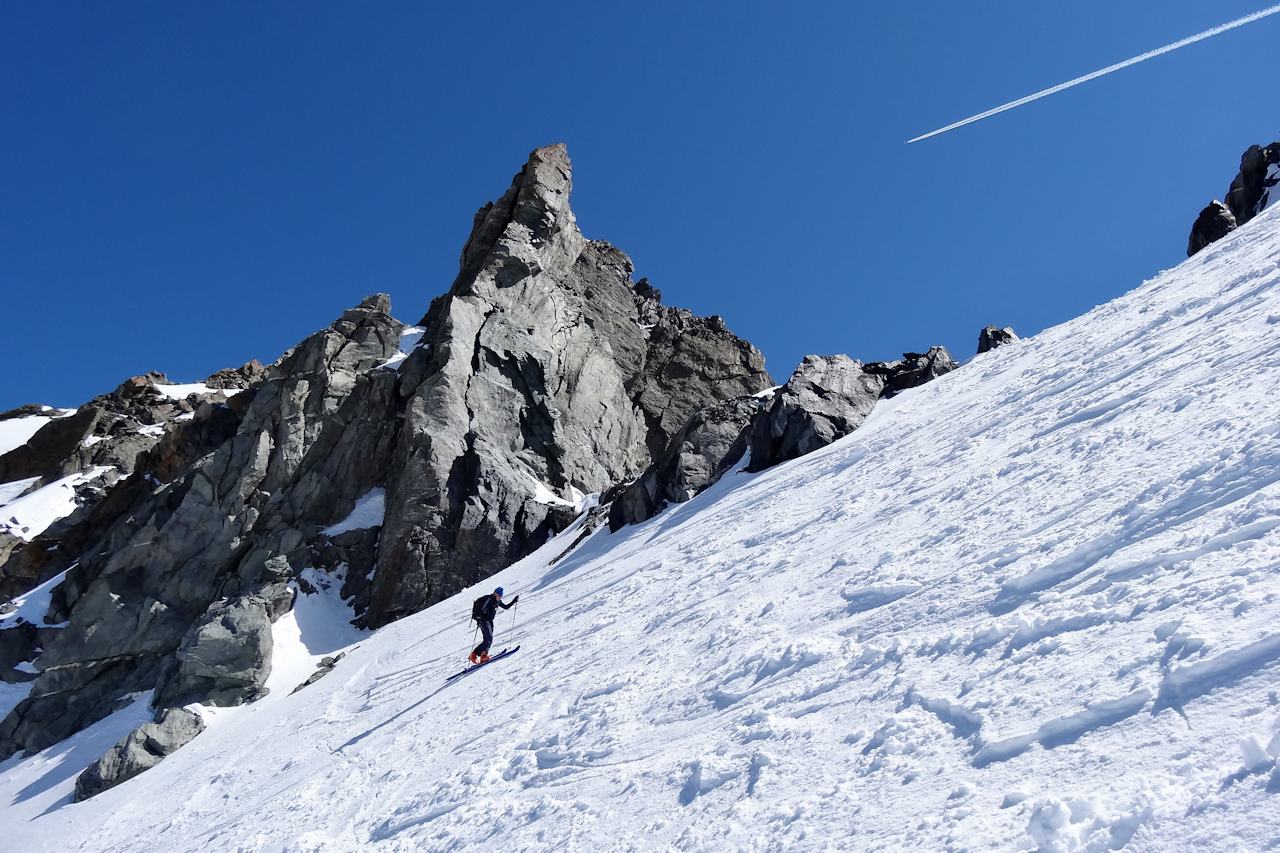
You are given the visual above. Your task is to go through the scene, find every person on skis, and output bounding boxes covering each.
[470,587,519,664]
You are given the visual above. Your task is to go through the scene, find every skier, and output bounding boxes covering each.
[469,587,519,664]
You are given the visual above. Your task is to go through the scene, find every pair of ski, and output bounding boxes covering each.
[444,646,520,682]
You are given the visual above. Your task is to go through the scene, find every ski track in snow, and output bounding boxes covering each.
[6,209,1280,849]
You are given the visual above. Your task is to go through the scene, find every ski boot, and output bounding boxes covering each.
[479,653,491,664]
[468,651,480,664]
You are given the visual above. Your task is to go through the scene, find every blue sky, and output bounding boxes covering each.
[3,1,1278,409]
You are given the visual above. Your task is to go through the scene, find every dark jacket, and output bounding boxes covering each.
[474,594,517,624]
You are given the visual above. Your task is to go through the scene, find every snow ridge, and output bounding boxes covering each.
[5,207,1280,850]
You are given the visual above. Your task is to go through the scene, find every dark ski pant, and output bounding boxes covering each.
[474,620,494,656]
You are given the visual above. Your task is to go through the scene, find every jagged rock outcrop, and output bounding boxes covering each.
[362,144,771,626]
[0,295,404,758]
[73,708,205,801]
[1188,201,1237,256]
[1188,142,1279,256]
[0,372,240,485]
[748,356,884,472]
[865,347,957,397]
[1225,143,1280,226]
[0,369,260,588]
[977,325,1019,354]
[291,652,346,694]
[610,345,959,529]
[608,396,761,531]
[205,359,268,390]
[0,401,244,600]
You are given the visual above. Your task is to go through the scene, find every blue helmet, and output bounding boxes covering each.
[494,587,504,597]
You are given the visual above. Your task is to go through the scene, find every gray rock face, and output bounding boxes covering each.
[609,343,960,530]
[154,594,275,707]
[1187,201,1238,257]
[976,325,1019,354]
[866,347,957,397]
[0,368,262,597]
[73,708,205,801]
[749,356,884,472]
[0,295,404,759]
[608,395,761,531]
[363,144,771,626]
[0,401,243,601]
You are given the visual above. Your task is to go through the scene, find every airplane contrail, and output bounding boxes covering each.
[908,4,1280,144]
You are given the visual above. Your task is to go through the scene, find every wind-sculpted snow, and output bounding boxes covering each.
[6,209,1280,848]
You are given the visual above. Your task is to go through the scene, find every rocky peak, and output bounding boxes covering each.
[446,143,583,301]
[364,145,771,626]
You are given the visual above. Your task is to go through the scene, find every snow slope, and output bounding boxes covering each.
[6,207,1280,850]
[0,468,112,541]
[0,408,71,456]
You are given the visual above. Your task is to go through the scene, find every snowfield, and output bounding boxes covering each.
[0,468,112,542]
[5,207,1280,850]
[0,408,72,457]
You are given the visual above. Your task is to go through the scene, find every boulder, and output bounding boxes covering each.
[0,623,42,683]
[1187,201,1238,257]
[748,355,884,472]
[607,344,959,531]
[73,708,205,801]
[977,325,1019,354]
[154,595,274,708]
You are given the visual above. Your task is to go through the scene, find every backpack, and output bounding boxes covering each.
[471,595,488,623]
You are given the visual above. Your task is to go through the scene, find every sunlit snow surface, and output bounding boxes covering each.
[322,489,386,536]
[0,408,71,457]
[7,207,1280,849]
[149,382,242,400]
[0,468,111,541]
